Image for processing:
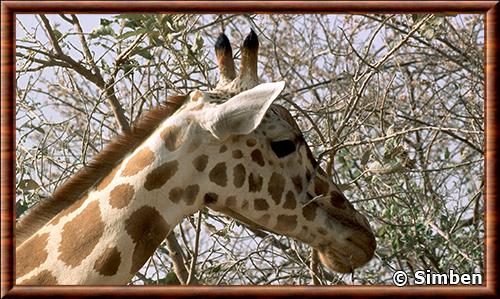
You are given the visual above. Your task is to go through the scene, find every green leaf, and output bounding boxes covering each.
[121,59,138,76]
[361,150,371,166]
[18,179,39,191]
[208,264,222,274]
[444,147,450,159]
[214,227,228,237]
[116,14,146,21]
[157,272,180,285]
[195,33,204,50]
[89,26,115,38]
[338,148,349,157]
[100,18,112,26]
[33,126,45,134]
[131,47,153,60]
[204,222,217,232]
[53,29,63,41]
[117,28,147,40]
[16,200,31,219]
[115,14,146,29]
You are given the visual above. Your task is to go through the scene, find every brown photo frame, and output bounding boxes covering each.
[1,1,498,297]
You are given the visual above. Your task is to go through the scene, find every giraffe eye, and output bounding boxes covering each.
[271,140,296,158]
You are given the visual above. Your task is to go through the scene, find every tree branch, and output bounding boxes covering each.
[38,14,130,132]
[187,210,203,285]
[166,233,199,285]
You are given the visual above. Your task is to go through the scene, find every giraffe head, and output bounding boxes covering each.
[168,30,376,273]
[15,30,375,285]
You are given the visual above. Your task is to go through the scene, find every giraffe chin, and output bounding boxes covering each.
[317,227,376,273]
[318,247,374,273]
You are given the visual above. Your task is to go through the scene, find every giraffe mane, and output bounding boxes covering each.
[16,95,188,246]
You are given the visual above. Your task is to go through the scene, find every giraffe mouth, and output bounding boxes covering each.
[317,227,376,273]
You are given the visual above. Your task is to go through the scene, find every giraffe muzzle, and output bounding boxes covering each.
[318,218,376,273]
[313,193,376,273]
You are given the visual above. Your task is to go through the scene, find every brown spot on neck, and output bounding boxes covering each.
[209,162,227,187]
[183,185,200,205]
[121,147,155,177]
[18,270,58,285]
[58,201,105,268]
[232,149,243,159]
[303,202,319,221]
[161,126,185,152]
[254,198,270,211]
[93,246,121,276]
[187,137,202,153]
[125,206,170,274]
[226,196,237,208]
[291,175,303,193]
[219,145,227,153]
[233,164,246,188]
[51,194,88,226]
[248,172,263,193]
[204,192,219,205]
[191,90,203,102]
[283,191,297,209]
[17,232,50,278]
[314,177,329,196]
[246,138,257,147]
[318,227,327,235]
[251,149,265,167]
[144,160,179,191]
[168,185,200,205]
[109,183,135,209]
[257,214,271,225]
[305,169,312,181]
[275,215,298,233]
[169,187,184,203]
[193,155,208,172]
[268,172,285,205]
[241,200,249,210]
[330,191,347,209]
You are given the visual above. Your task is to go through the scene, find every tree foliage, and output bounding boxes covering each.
[16,13,484,285]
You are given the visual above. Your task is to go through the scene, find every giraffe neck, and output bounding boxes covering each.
[16,109,207,285]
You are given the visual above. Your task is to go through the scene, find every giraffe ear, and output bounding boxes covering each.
[200,81,285,140]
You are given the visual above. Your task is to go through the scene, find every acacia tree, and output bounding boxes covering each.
[16,13,484,285]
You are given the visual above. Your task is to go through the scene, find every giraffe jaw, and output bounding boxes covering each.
[316,219,376,273]
[317,240,375,273]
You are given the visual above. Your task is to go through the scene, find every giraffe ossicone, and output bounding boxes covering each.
[16,29,376,285]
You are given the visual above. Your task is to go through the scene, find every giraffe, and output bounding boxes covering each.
[15,29,376,285]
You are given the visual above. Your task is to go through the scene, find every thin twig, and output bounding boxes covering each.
[187,210,203,285]
[38,14,131,132]
[310,248,321,285]
[166,232,199,285]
